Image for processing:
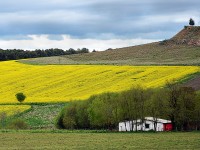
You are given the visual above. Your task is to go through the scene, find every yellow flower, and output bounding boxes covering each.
[0,61,199,103]
[0,105,31,116]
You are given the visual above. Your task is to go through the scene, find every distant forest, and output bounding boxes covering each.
[0,48,89,61]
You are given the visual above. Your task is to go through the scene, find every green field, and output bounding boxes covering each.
[0,132,199,149]
[18,104,65,129]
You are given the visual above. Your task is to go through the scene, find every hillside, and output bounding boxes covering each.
[171,26,200,45]
[21,26,200,66]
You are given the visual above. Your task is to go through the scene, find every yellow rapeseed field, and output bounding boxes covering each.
[0,61,199,103]
[0,105,31,116]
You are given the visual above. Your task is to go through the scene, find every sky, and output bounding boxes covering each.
[0,0,199,51]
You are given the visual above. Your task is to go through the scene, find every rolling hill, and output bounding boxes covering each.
[21,26,200,66]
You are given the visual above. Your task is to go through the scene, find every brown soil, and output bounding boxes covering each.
[183,76,200,90]
[169,26,200,46]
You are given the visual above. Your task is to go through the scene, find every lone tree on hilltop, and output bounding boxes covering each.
[189,18,195,26]
[15,93,26,103]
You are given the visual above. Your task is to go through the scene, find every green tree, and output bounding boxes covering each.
[147,88,167,131]
[119,86,148,131]
[189,18,195,26]
[194,93,200,130]
[88,92,119,129]
[0,112,7,129]
[176,87,196,130]
[15,93,26,103]
[165,81,180,130]
[76,101,90,129]
[62,102,78,129]
[55,109,65,129]
[165,81,196,131]
[56,100,90,129]
[119,90,134,131]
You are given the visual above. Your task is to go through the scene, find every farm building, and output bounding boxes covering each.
[119,117,172,132]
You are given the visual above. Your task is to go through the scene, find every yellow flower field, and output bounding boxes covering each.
[0,105,31,116]
[0,61,199,103]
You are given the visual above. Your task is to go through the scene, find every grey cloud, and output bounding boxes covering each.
[47,35,64,41]
[0,0,199,40]
[150,0,200,14]
[0,35,33,41]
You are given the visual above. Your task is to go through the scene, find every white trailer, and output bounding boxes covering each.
[119,117,171,132]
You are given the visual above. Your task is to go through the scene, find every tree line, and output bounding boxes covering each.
[56,82,200,131]
[0,48,89,61]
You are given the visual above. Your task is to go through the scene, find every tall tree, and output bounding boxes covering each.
[165,81,196,131]
[165,81,180,130]
[177,87,196,130]
[147,88,167,131]
[62,102,77,129]
[194,93,200,130]
[88,93,119,129]
[119,87,147,131]
[76,101,90,129]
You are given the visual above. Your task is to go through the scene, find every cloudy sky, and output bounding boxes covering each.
[0,0,199,51]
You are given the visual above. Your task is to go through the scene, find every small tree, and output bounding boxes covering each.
[147,89,167,131]
[189,18,195,26]
[15,93,26,103]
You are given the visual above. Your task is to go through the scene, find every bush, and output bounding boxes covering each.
[159,39,168,45]
[15,93,26,103]
[189,18,195,26]
[55,109,65,129]
[55,105,76,129]
[55,93,119,130]
[55,101,90,129]
[0,112,7,129]
[8,119,28,130]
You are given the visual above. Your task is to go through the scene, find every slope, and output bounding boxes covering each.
[21,26,200,66]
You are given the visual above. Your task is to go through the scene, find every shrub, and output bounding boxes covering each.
[55,101,90,129]
[8,119,28,130]
[62,115,76,129]
[55,102,78,129]
[15,93,26,103]
[0,112,7,129]
[55,109,65,129]
[159,39,168,45]
[189,18,195,26]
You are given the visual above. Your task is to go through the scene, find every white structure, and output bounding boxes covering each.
[119,117,171,132]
